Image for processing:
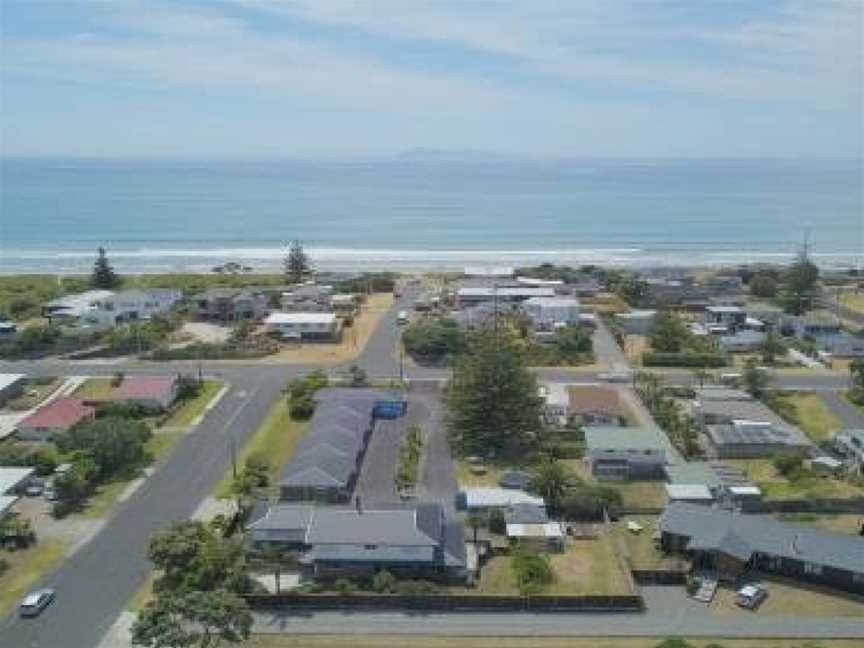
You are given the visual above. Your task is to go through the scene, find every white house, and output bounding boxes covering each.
[522,297,580,329]
[43,290,115,325]
[264,312,341,341]
[85,289,182,328]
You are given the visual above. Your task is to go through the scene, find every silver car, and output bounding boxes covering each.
[19,588,55,617]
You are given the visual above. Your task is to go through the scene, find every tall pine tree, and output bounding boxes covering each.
[445,332,543,457]
[284,240,311,283]
[91,247,120,289]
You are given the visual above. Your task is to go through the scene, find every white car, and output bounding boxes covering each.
[19,588,55,617]
[736,584,768,610]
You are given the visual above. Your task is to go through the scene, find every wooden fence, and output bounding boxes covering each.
[244,593,645,613]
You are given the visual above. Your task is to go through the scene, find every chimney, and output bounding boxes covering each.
[355,495,363,515]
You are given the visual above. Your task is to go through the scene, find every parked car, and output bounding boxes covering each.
[598,370,632,383]
[719,372,742,386]
[397,310,409,325]
[736,584,768,610]
[19,589,55,617]
[24,482,44,497]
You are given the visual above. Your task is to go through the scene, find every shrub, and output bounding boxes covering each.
[289,394,316,420]
[395,580,440,595]
[372,570,398,594]
[772,451,804,478]
[488,508,506,535]
[402,318,467,361]
[333,578,356,594]
[510,547,553,595]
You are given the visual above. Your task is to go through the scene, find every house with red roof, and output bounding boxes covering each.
[16,397,95,442]
[112,375,179,411]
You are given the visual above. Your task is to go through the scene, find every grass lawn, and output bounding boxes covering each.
[562,460,666,509]
[0,540,67,616]
[711,577,864,618]
[469,536,631,596]
[612,516,688,570]
[839,290,864,315]
[161,379,223,428]
[454,460,508,487]
[766,392,842,442]
[4,378,62,411]
[731,459,862,499]
[213,397,307,498]
[73,377,115,400]
[246,638,864,648]
[774,513,864,535]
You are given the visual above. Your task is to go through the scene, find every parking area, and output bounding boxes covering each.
[353,384,457,507]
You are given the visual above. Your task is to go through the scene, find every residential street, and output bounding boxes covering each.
[1,293,863,646]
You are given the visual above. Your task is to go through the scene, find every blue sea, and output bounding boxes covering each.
[0,157,861,273]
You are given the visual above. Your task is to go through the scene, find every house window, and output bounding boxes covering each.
[364,544,378,550]
[804,562,823,576]
[767,555,782,571]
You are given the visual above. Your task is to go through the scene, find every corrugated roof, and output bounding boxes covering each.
[567,385,622,417]
[113,375,177,401]
[584,425,667,452]
[0,467,35,495]
[660,503,864,573]
[18,397,94,430]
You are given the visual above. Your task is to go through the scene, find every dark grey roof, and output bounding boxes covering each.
[278,388,389,491]
[706,423,810,448]
[660,503,864,573]
[306,507,439,546]
[505,503,549,525]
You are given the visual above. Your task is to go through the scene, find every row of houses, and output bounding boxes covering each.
[43,289,182,329]
[13,375,180,442]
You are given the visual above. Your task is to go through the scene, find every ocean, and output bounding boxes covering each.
[0,157,861,273]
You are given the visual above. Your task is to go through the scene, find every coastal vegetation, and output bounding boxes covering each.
[283,240,312,283]
[91,247,121,289]
[642,310,727,368]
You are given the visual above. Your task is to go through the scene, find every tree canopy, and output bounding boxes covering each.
[648,310,690,353]
[782,253,819,315]
[402,317,467,360]
[91,247,121,289]
[284,240,311,283]
[445,333,543,457]
[56,417,152,480]
[748,273,778,299]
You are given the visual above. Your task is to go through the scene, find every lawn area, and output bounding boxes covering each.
[711,577,864,617]
[469,536,632,596]
[765,391,842,442]
[0,540,67,616]
[454,460,508,487]
[774,513,864,535]
[246,638,864,648]
[73,377,115,400]
[731,459,862,499]
[611,516,688,570]
[161,379,223,428]
[563,460,666,509]
[839,289,864,315]
[213,397,307,498]
[264,293,394,365]
[4,377,62,411]
[623,335,649,366]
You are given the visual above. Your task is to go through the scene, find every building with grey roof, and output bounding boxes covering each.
[659,503,864,594]
[832,428,864,475]
[246,501,466,582]
[278,388,395,503]
[584,425,667,480]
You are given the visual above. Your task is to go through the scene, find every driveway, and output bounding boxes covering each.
[354,417,406,504]
[412,383,458,510]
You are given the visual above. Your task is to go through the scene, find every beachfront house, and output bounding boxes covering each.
[42,290,115,326]
[456,286,555,308]
[194,288,269,322]
[704,306,747,333]
[85,289,182,328]
[246,501,467,583]
[263,312,341,341]
[16,397,96,442]
[659,503,864,594]
[584,425,667,480]
[280,284,333,312]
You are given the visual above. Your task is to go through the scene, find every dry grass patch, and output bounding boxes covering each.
[612,516,688,571]
[161,379,223,429]
[766,392,842,443]
[732,459,862,500]
[546,535,632,595]
[72,377,115,400]
[264,293,393,365]
[711,578,864,617]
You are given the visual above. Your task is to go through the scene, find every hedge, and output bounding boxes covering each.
[642,352,728,367]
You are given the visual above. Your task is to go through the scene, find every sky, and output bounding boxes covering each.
[0,0,862,158]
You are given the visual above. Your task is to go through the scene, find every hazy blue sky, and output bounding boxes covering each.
[1,0,861,158]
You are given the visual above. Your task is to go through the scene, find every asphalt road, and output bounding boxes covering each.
[0,367,293,648]
[0,294,861,646]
